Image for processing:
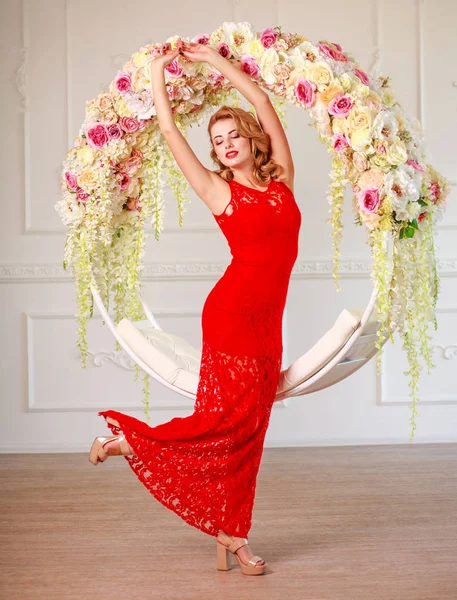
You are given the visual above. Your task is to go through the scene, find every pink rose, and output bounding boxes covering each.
[65,171,78,191]
[240,56,261,79]
[115,72,132,95]
[333,133,350,152]
[193,34,210,44]
[119,153,143,176]
[165,58,184,79]
[87,124,109,148]
[207,72,225,87]
[328,94,353,117]
[116,172,130,192]
[76,188,90,203]
[354,68,370,86]
[428,182,441,204]
[119,117,140,133]
[358,187,381,213]
[260,28,278,49]
[332,42,342,51]
[333,50,349,62]
[107,123,122,140]
[318,43,349,62]
[137,119,148,132]
[406,159,425,173]
[295,78,316,107]
[376,141,387,154]
[218,43,232,58]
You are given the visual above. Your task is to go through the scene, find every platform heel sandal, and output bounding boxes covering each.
[216,532,267,576]
[88,434,131,465]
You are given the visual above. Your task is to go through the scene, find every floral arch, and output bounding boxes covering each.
[56,22,450,439]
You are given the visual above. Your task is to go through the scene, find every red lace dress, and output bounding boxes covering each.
[99,178,301,538]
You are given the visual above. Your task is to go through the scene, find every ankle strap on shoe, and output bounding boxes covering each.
[227,538,248,554]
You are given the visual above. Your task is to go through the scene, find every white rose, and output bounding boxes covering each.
[260,48,280,85]
[372,110,398,139]
[385,135,408,166]
[55,197,85,226]
[125,91,156,119]
[286,48,308,70]
[222,21,256,56]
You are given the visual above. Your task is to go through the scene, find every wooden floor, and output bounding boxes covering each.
[1,443,456,600]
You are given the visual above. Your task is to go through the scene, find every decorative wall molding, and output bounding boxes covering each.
[12,47,28,110]
[25,311,288,411]
[377,307,457,405]
[432,344,457,361]
[26,311,196,412]
[2,258,457,283]
[87,349,136,370]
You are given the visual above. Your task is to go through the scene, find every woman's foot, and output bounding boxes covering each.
[89,434,134,465]
[103,436,134,457]
[217,530,265,566]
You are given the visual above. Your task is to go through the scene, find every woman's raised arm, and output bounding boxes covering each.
[182,43,294,182]
[148,43,221,207]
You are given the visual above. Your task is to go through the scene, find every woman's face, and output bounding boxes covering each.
[210,118,253,170]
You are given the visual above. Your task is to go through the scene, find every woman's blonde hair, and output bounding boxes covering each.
[207,105,284,185]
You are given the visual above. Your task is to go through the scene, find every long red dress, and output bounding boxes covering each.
[99,178,301,538]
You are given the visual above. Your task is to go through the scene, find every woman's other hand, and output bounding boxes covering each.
[150,40,183,71]
[180,41,217,64]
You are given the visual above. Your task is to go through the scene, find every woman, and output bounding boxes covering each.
[89,39,301,576]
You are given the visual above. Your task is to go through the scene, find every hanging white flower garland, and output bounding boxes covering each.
[56,22,450,439]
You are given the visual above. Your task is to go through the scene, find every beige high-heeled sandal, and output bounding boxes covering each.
[88,434,132,465]
[216,532,267,575]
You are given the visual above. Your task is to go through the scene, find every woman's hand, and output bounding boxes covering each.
[150,40,184,71]
[180,41,217,64]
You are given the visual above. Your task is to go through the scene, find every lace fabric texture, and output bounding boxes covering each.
[99,178,301,538]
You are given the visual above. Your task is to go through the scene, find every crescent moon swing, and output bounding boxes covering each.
[58,24,449,439]
[89,264,389,403]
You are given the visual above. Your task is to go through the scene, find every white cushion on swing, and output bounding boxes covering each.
[116,318,201,392]
[276,308,377,394]
[117,308,380,396]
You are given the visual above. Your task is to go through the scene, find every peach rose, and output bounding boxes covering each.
[306,62,333,88]
[320,83,344,104]
[358,169,385,190]
[359,209,382,230]
[100,109,118,125]
[352,152,369,172]
[272,63,291,82]
[77,169,99,192]
[97,93,114,112]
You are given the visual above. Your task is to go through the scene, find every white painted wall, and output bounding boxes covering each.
[1,0,456,452]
